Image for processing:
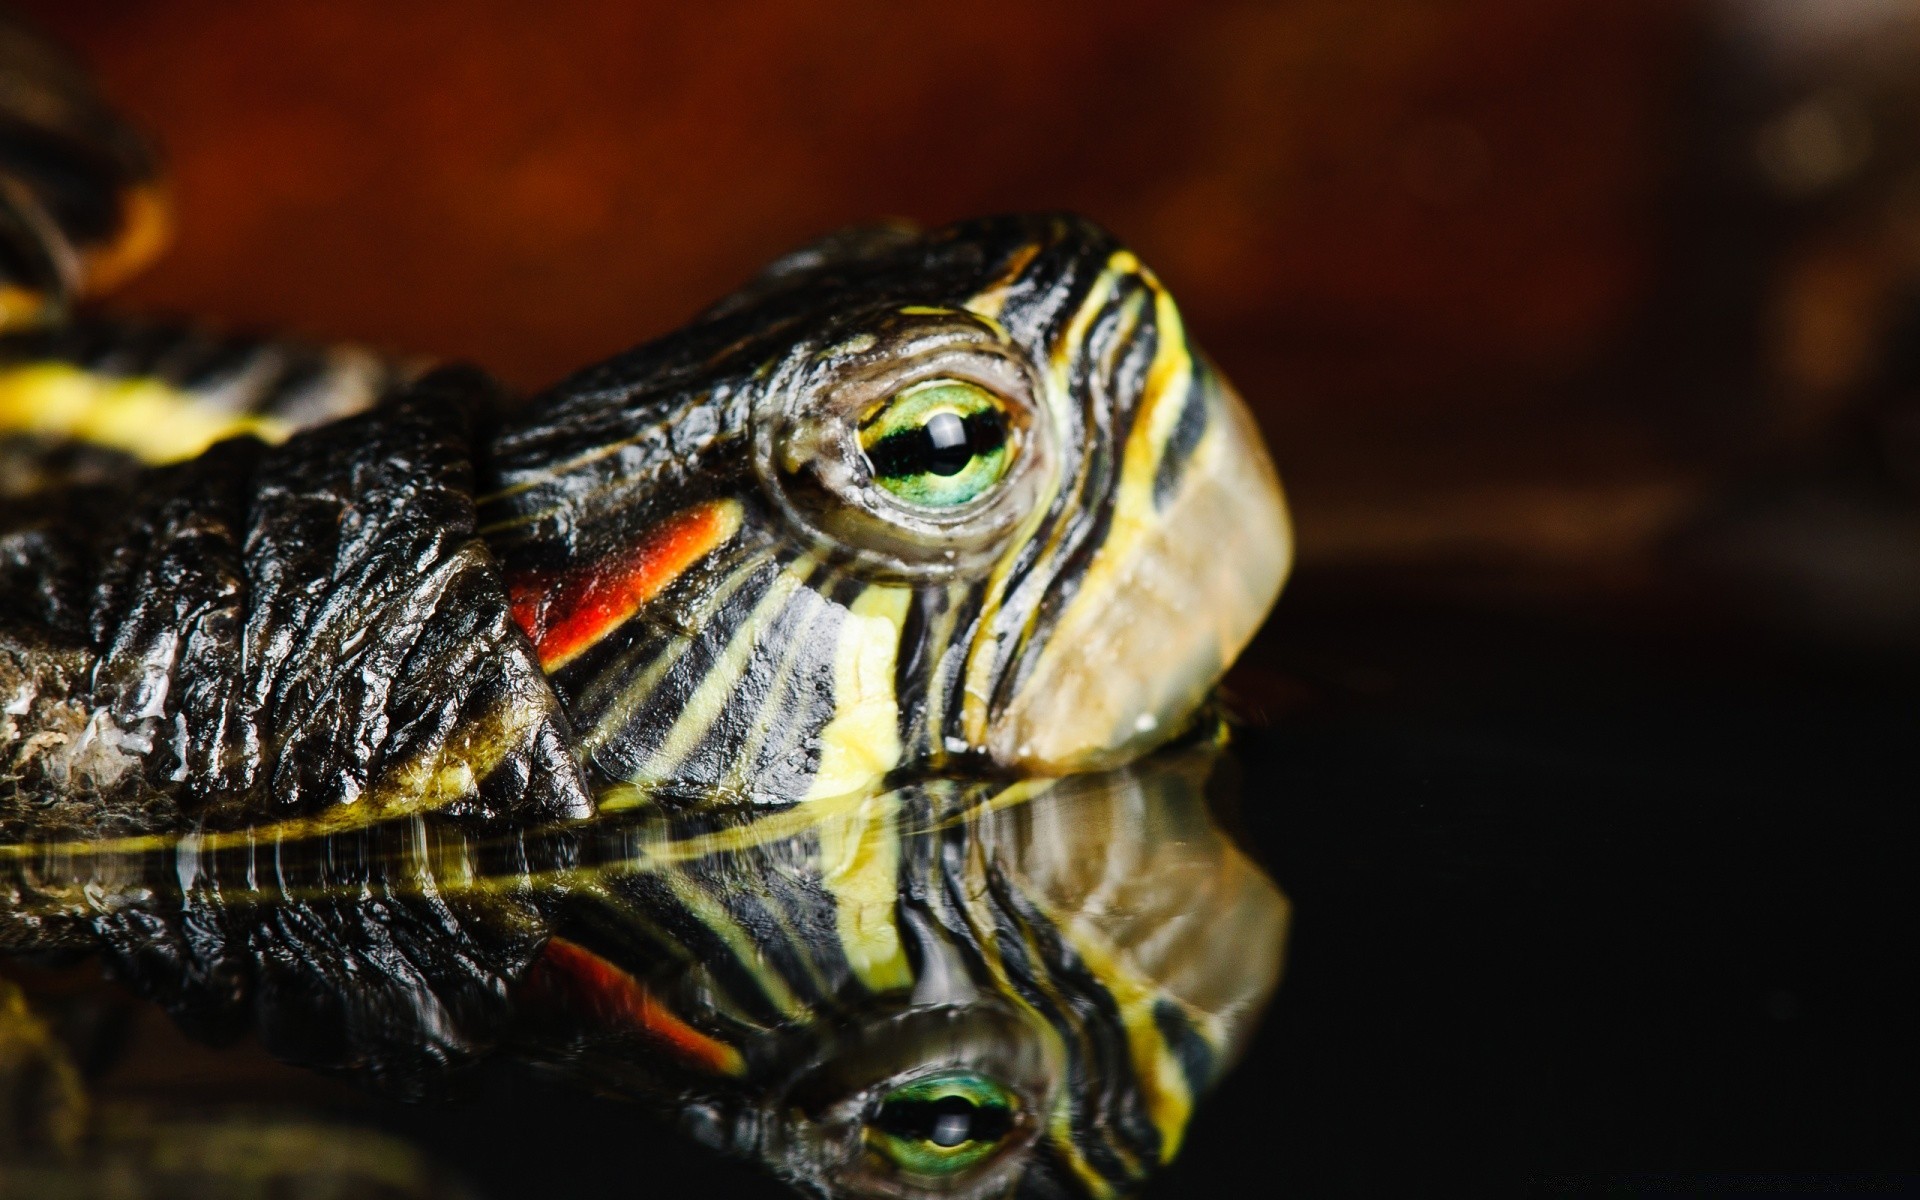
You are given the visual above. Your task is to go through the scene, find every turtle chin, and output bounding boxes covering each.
[988,372,1289,774]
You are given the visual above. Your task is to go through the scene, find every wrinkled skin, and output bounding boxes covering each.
[0,12,1292,828]
[0,370,589,838]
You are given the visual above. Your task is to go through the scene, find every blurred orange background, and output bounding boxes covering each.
[32,0,1916,574]
[14,4,1687,386]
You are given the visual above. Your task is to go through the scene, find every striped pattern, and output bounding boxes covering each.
[513,750,1282,1196]
[0,319,411,473]
[559,544,916,809]
[0,217,1265,814]
[0,742,1284,1197]
[479,216,1236,811]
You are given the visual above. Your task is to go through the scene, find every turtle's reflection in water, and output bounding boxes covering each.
[0,747,1287,1198]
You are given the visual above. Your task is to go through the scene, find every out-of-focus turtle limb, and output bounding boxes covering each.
[0,10,166,330]
[0,972,88,1157]
[0,973,475,1199]
[0,1107,480,1200]
[0,317,426,492]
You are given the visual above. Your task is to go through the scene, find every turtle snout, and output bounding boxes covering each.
[988,368,1290,773]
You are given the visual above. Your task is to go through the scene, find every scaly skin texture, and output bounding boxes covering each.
[0,368,591,839]
[1,212,1291,826]
[480,213,1293,809]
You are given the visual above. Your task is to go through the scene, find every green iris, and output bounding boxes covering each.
[858,379,1012,508]
[865,1071,1020,1178]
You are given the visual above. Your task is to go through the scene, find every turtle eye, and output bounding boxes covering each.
[864,1071,1020,1178]
[858,379,1014,509]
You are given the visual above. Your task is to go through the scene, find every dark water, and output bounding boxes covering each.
[5,568,1913,1197]
[301,570,1910,1197]
[1163,574,1916,1195]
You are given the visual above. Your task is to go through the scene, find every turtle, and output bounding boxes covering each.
[0,10,1294,1198]
[0,12,1291,836]
[1,746,1288,1199]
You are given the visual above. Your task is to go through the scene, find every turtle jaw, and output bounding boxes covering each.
[986,369,1290,774]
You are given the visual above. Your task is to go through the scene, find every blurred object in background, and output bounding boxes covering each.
[0,8,162,329]
[1659,0,1920,645]
[5,1,1683,399]
[0,974,473,1199]
[1685,0,1920,448]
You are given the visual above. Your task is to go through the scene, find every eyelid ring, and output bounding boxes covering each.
[752,313,1055,582]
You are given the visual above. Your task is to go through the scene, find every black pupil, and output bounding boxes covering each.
[875,1093,1013,1149]
[867,408,1008,480]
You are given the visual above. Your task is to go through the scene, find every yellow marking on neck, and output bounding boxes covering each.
[663,870,806,1019]
[577,546,777,757]
[594,779,904,867]
[0,362,289,462]
[0,785,902,920]
[805,584,911,804]
[643,569,918,973]
[1053,919,1195,1163]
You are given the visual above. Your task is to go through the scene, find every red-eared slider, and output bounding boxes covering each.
[0,11,1293,1199]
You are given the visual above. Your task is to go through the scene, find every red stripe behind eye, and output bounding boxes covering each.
[508,500,740,671]
[528,937,746,1076]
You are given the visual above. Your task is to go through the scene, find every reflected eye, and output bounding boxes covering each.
[859,380,1013,508]
[865,1071,1020,1178]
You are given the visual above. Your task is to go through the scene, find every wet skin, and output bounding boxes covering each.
[0,215,1292,832]
[0,747,1287,1199]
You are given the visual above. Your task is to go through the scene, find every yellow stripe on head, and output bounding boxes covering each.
[956,259,1123,746]
[805,584,911,804]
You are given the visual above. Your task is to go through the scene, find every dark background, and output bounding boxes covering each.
[15,1,1918,1195]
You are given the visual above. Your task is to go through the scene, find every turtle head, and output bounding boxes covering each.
[482,215,1290,807]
